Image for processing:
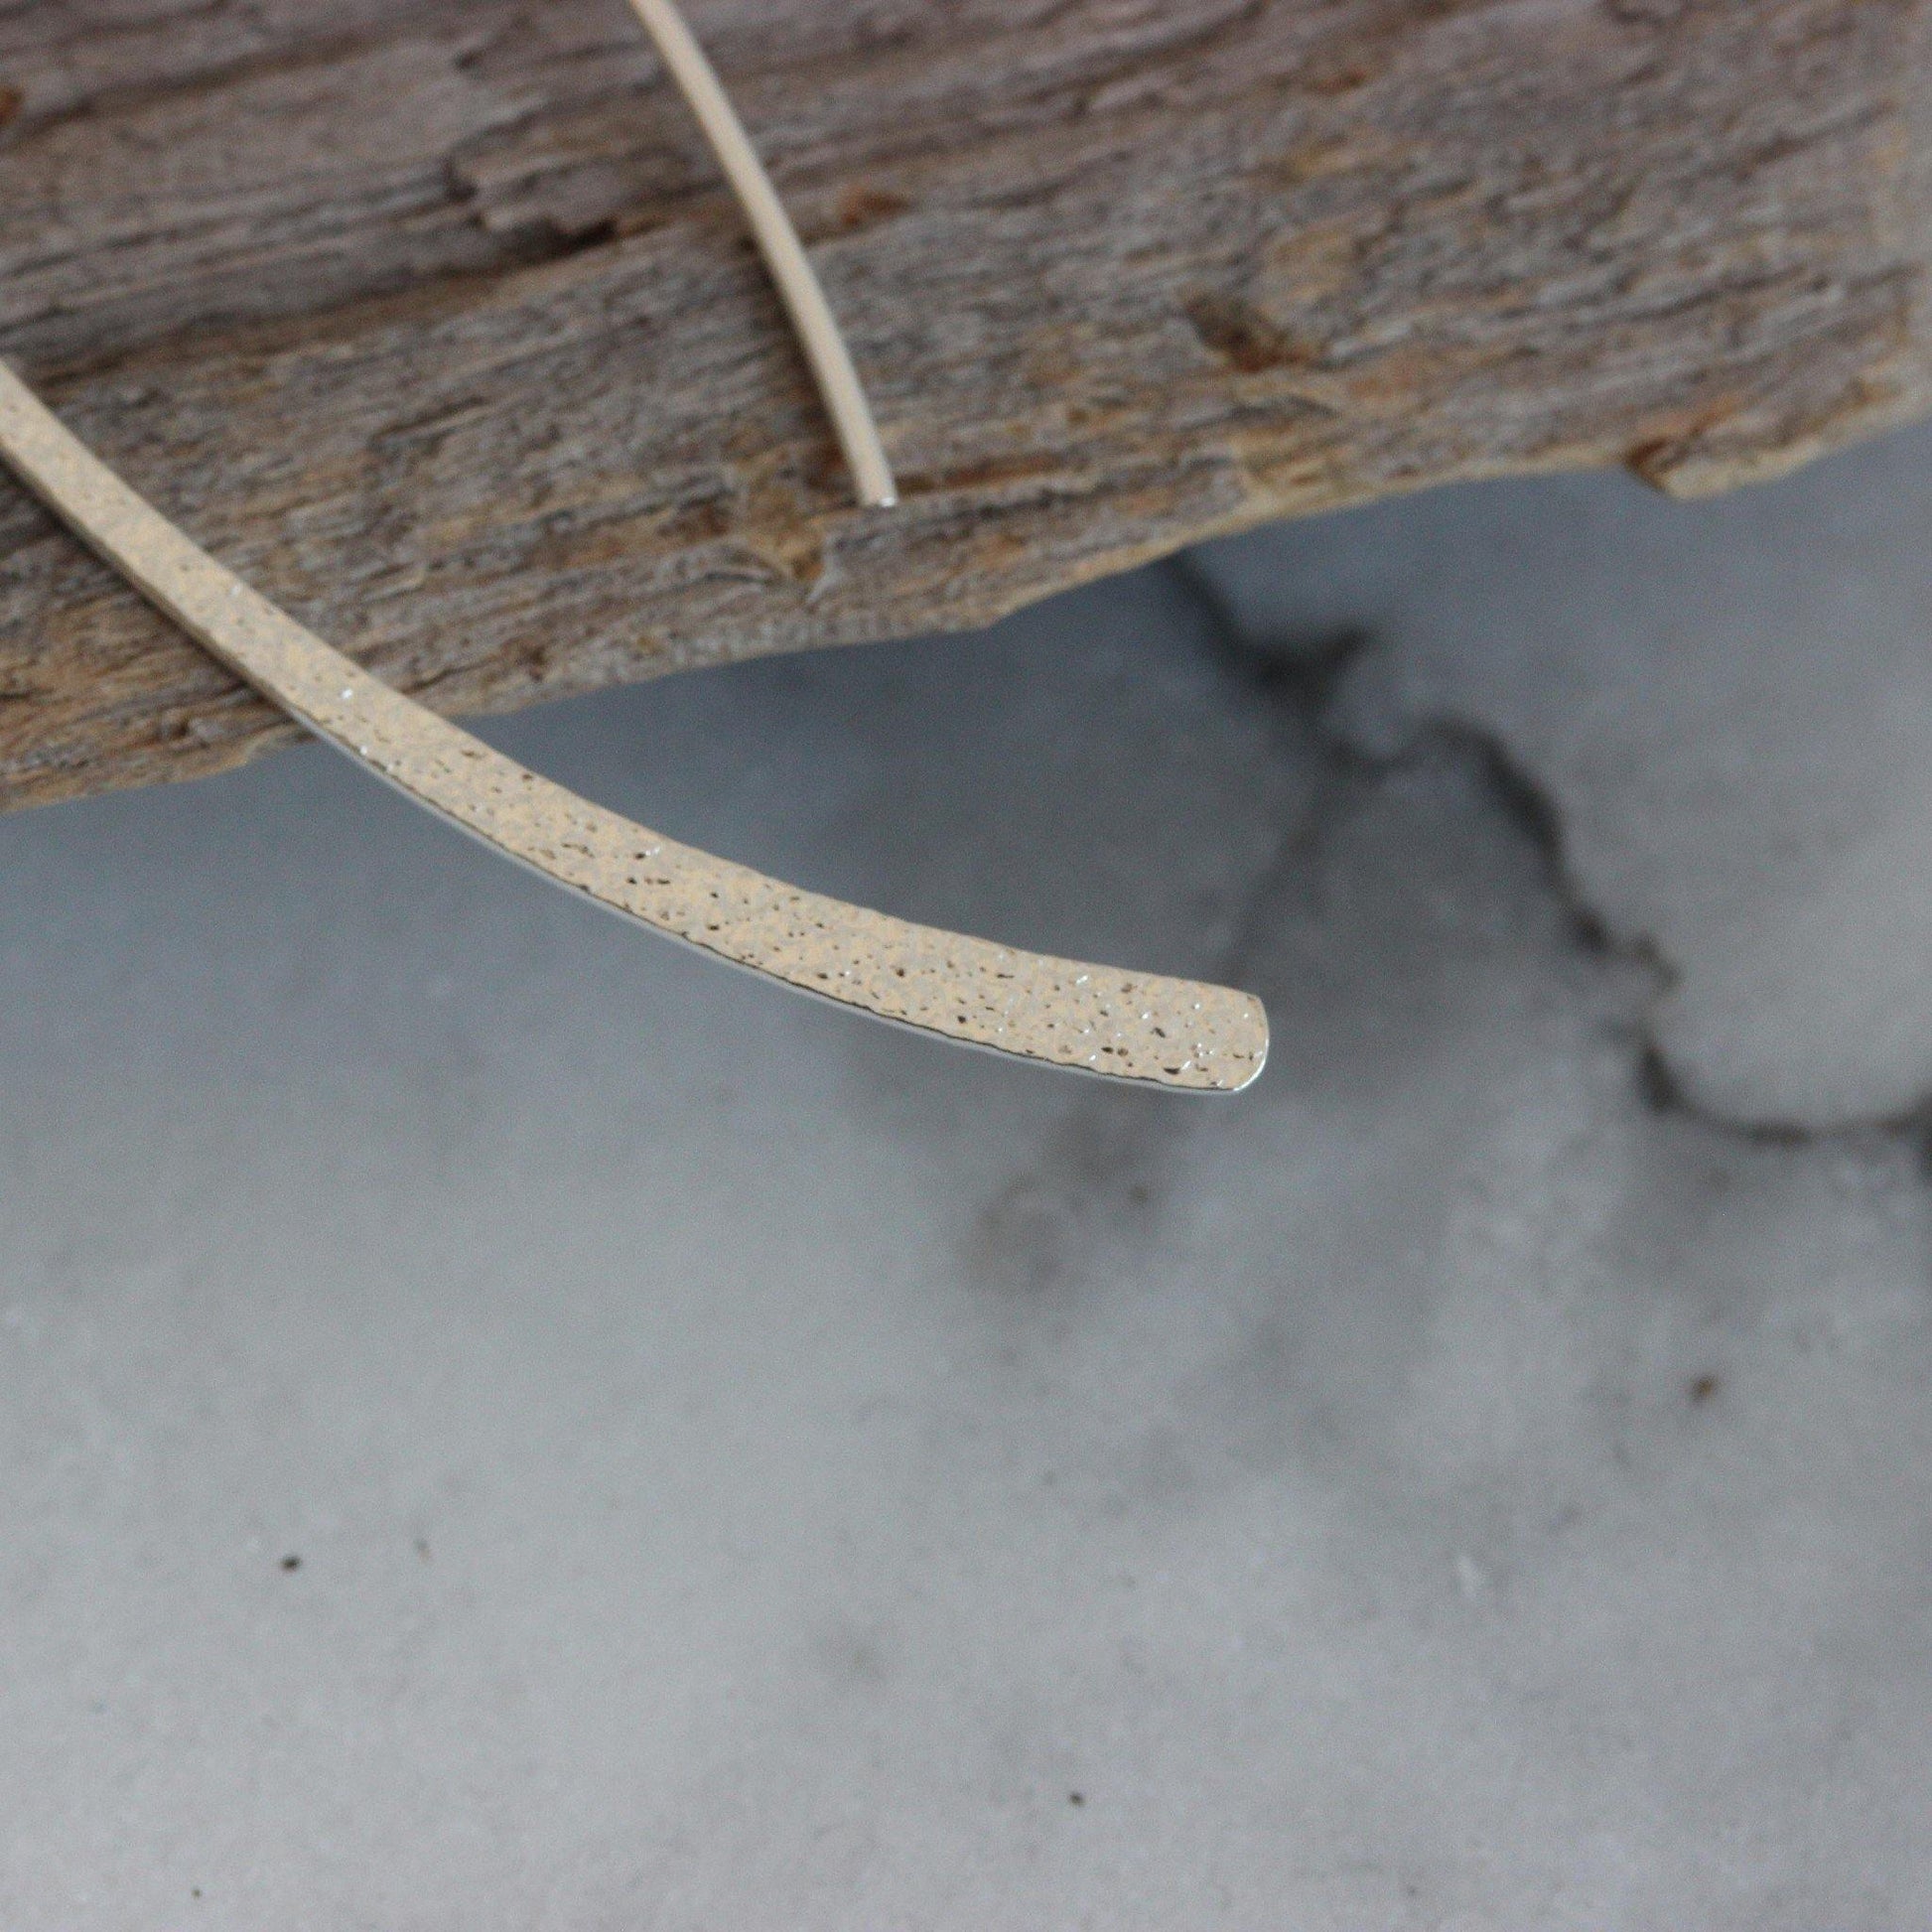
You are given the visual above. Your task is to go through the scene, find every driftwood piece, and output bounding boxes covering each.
[2,0,1929,810]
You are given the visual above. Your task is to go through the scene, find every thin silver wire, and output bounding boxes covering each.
[625,0,898,509]
[0,8,1269,1089]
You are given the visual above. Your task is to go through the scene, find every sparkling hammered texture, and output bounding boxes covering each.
[0,366,1268,1091]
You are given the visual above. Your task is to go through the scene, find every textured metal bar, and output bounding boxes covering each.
[0,364,1268,1090]
[625,0,897,508]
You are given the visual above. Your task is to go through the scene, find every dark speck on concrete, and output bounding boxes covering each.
[280,1554,302,1572]
[1689,1373,1720,1405]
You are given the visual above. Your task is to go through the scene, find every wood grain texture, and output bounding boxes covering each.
[3,0,1930,810]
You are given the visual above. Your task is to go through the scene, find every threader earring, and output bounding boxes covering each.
[0,0,1267,1093]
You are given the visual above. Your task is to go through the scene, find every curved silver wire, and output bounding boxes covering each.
[0,365,1268,1090]
[0,0,1268,1089]
[625,0,897,508]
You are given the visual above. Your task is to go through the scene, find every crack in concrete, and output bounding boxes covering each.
[1166,550,1931,1159]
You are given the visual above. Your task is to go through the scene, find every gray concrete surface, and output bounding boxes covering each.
[1195,419,1932,1129]
[2,539,1930,1927]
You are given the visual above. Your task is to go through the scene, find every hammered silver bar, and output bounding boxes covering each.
[0,367,1269,1091]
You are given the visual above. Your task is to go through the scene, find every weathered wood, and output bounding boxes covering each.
[2,0,1928,810]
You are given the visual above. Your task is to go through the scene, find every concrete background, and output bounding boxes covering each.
[3,439,1932,1928]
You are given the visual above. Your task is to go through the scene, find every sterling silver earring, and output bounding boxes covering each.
[0,0,1266,1092]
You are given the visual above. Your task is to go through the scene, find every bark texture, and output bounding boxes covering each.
[2,0,1929,809]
